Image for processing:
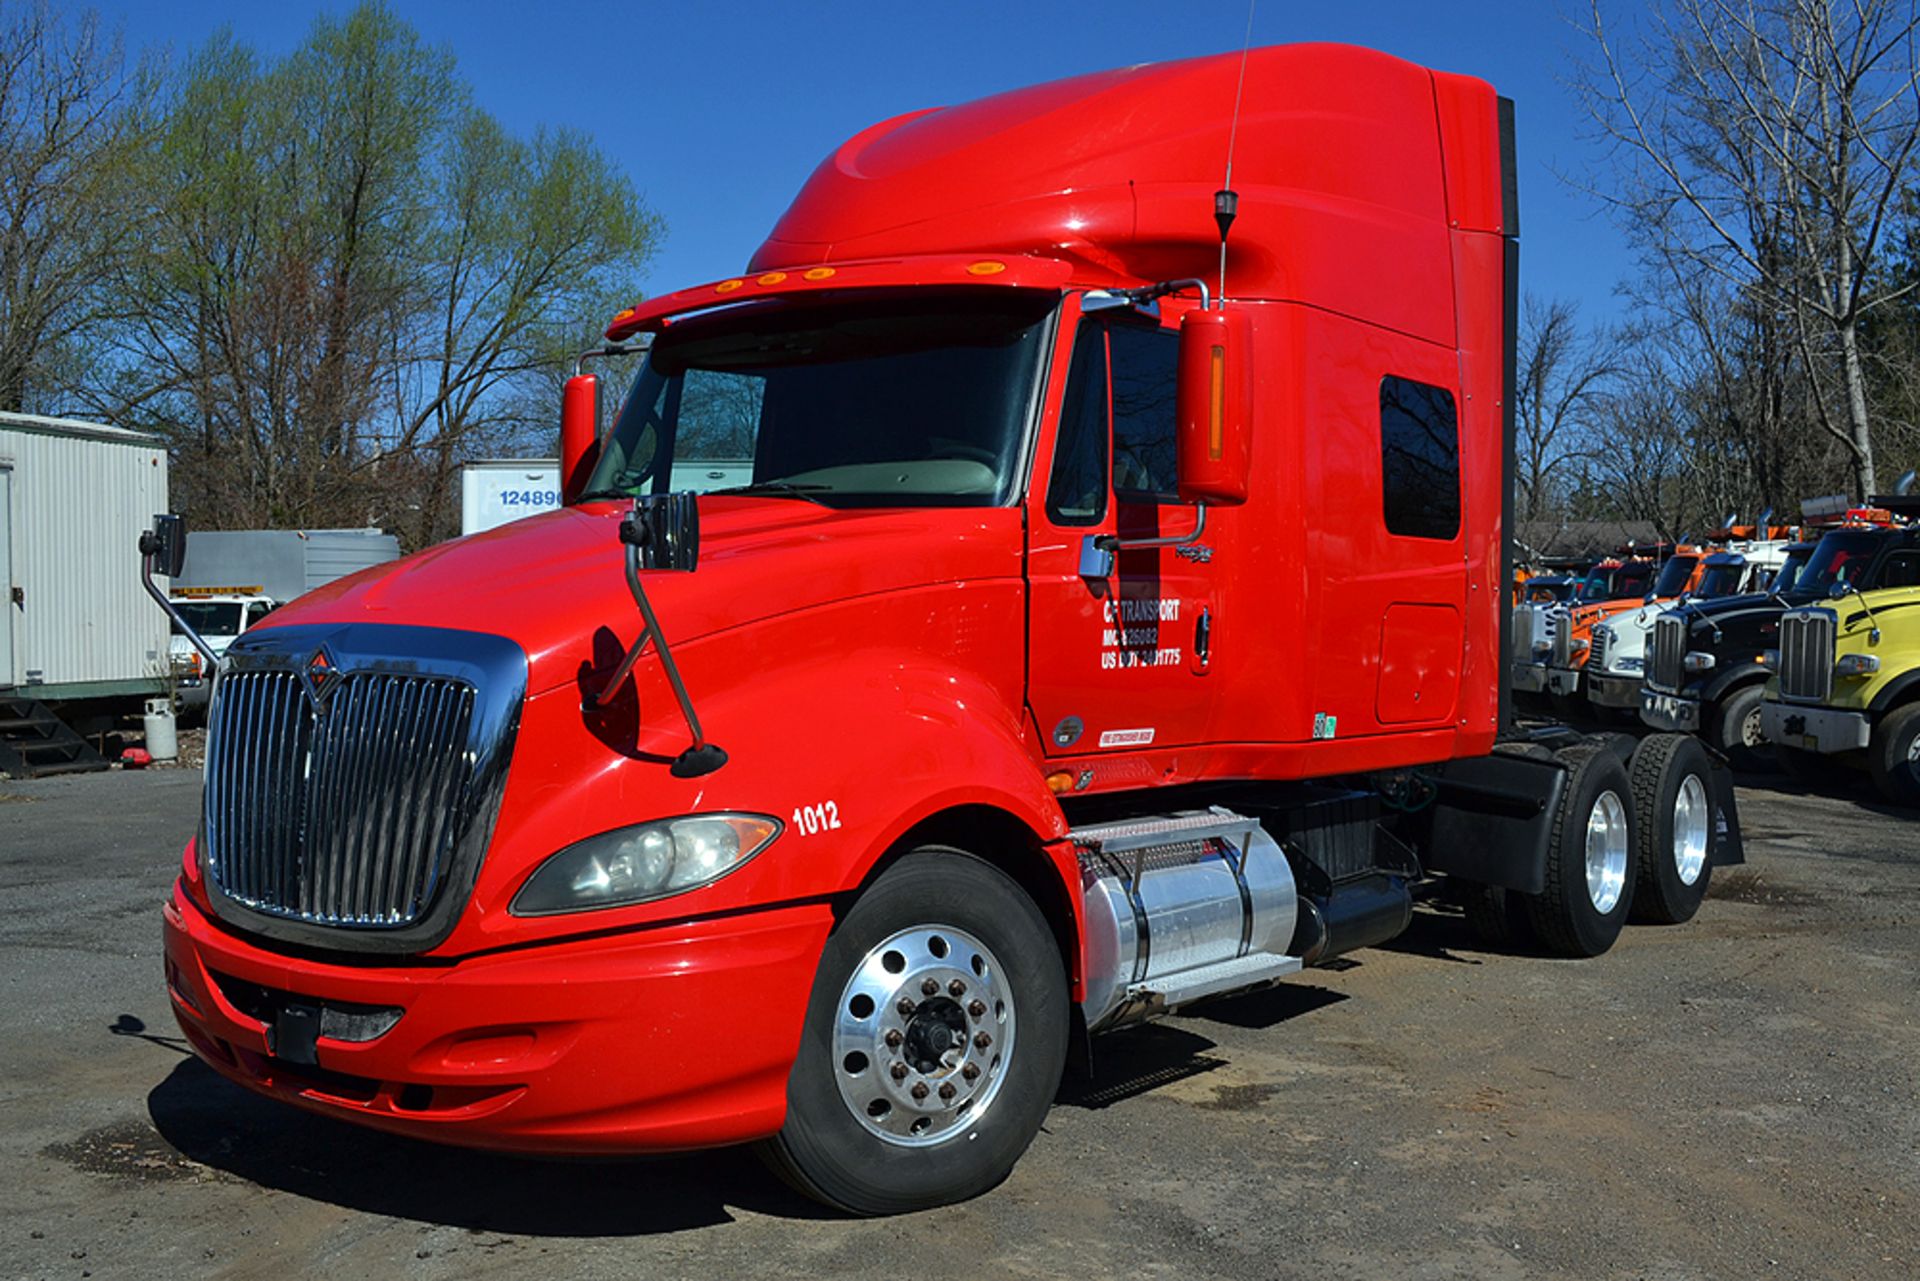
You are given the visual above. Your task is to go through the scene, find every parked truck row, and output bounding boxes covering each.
[144,45,1752,1214]
[1511,493,1920,805]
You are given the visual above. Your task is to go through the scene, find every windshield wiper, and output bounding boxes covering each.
[710,481,832,505]
[574,486,639,503]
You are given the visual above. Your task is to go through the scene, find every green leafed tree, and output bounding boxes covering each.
[91,2,661,545]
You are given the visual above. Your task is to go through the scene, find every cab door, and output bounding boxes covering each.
[1025,305,1219,757]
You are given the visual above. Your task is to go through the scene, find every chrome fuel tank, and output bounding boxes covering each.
[1075,810,1298,1030]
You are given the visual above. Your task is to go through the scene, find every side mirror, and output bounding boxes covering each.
[620,492,700,573]
[1829,581,1851,599]
[139,514,188,577]
[560,373,602,504]
[1175,306,1253,506]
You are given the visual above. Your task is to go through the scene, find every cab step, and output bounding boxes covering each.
[1127,951,1302,1013]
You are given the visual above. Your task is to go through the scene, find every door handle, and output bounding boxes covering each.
[1194,607,1211,666]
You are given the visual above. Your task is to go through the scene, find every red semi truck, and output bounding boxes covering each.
[147,44,1742,1214]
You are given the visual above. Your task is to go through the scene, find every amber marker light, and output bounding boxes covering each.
[757,271,788,285]
[715,279,745,293]
[1045,771,1075,794]
[803,266,836,280]
[966,260,1007,275]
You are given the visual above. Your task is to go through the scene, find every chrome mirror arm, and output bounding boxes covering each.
[1079,506,1207,579]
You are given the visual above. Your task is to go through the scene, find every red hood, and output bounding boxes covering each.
[263,498,1024,694]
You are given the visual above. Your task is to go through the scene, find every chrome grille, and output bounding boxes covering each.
[1550,608,1572,667]
[1650,615,1687,691]
[1778,610,1835,703]
[200,624,524,948]
[206,671,477,926]
[1590,624,1611,672]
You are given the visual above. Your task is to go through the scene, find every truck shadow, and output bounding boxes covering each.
[145,1058,829,1235]
[1056,983,1347,1110]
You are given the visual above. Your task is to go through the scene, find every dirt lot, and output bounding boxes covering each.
[1,766,1914,1281]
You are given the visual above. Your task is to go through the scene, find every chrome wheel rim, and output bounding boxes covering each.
[1585,790,1629,914]
[1740,704,1767,749]
[1672,774,1709,887]
[832,925,1015,1147]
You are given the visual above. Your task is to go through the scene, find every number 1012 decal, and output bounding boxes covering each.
[791,801,842,836]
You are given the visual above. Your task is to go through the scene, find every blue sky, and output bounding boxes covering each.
[90,1,1635,323]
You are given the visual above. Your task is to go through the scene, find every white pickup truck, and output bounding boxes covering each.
[167,590,277,710]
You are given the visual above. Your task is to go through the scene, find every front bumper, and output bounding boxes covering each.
[163,883,832,1154]
[1640,689,1701,732]
[1511,662,1548,694]
[1587,672,1643,709]
[1544,666,1582,696]
[1759,702,1871,756]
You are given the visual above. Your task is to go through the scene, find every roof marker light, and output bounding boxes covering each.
[966,260,1007,276]
[803,266,836,281]
[715,279,745,294]
[757,271,787,285]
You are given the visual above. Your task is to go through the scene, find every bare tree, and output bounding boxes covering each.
[1515,294,1621,520]
[0,2,151,412]
[1577,0,1920,499]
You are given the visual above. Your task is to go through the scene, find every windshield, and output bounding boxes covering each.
[1770,548,1812,593]
[1795,530,1889,597]
[1577,568,1616,600]
[1693,561,1746,598]
[171,602,245,637]
[1650,555,1697,598]
[581,293,1054,509]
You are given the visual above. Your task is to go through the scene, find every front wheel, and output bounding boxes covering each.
[1710,684,1775,773]
[1868,704,1920,807]
[760,848,1068,1215]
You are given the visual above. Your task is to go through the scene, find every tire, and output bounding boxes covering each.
[1628,734,1715,924]
[1524,746,1637,957]
[1776,743,1858,790]
[1709,684,1776,773]
[1867,703,1920,808]
[1461,881,1533,950]
[759,847,1068,1215]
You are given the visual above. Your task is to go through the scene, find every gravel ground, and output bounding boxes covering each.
[1,766,1914,1280]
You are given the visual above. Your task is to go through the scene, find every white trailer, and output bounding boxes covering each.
[459,456,757,536]
[0,412,169,702]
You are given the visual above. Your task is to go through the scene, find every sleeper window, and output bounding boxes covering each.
[1380,375,1460,540]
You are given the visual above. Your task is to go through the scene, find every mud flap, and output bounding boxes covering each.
[1708,758,1745,867]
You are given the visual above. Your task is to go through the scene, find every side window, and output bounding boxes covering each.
[1107,325,1180,501]
[1881,549,1920,589]
[1045,324,1110,525]
[1380,375,1460,540]
[244,601,273,627]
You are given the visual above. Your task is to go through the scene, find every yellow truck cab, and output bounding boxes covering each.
[1761,495,1920,805]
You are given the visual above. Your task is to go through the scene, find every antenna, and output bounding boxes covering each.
[1216,0,1256,306]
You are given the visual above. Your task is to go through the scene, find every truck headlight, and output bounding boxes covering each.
[1759,649,1778,668]
[1682,652,1717,674]
[1834,654,1880,678]
[511,813,781,915]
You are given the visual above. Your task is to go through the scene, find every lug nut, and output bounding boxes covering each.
[938,1082,956,1101]
[962,1062,980,1081]
[890,1062,910,1081]
[948,979,966,997]
[884,1028,904,1048]
[973,1031,992,1049]
[910,1082,930,1100]
[921,978,940,997]
[897,998,916,1017]
[968,999,986,1018]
